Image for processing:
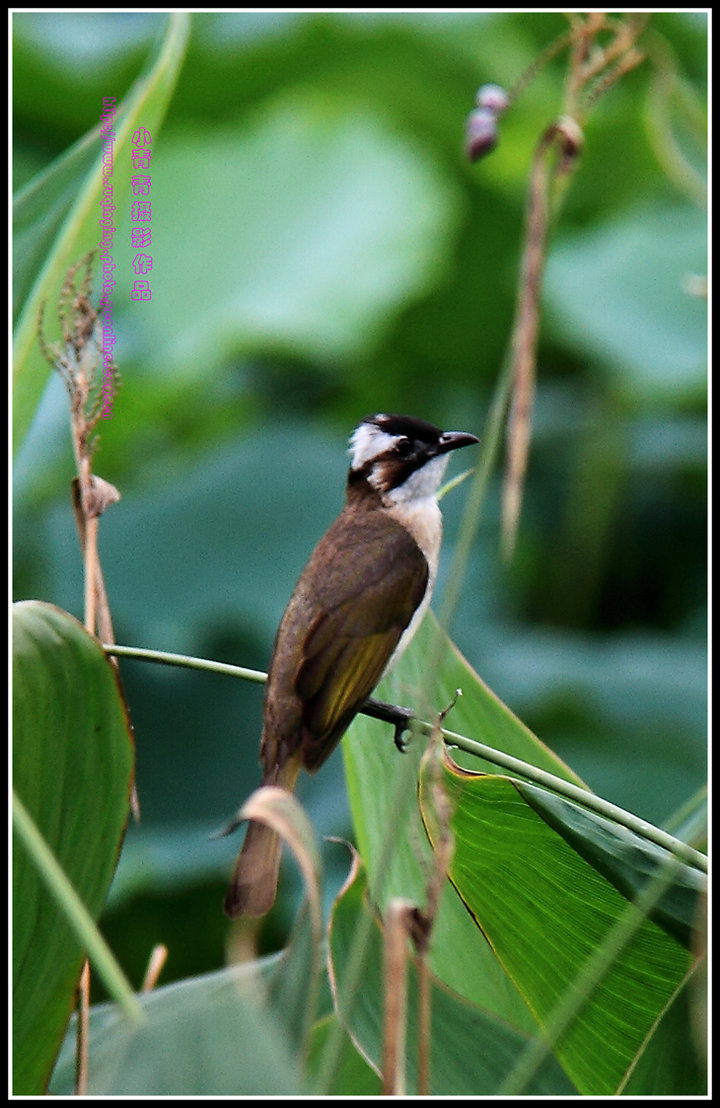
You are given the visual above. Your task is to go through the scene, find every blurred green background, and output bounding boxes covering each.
[13,12,706,992]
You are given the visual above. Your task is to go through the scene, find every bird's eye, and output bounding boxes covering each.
[395,437,413,457]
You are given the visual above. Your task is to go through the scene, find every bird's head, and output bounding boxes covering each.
[348,414,478,504]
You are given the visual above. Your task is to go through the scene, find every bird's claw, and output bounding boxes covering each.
[361,697,415,753]
[392,707,415,752]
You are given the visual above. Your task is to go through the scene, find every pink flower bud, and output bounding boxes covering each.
[475,83,510,115]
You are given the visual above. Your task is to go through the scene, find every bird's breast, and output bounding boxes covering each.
[381,496,443,673]
[383,496,443,580]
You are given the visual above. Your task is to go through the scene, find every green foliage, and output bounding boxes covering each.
[430,774,692,1092]
[344,615,704,1094]
[12,601,135,1093]
[49,962,306,1095]
[327,855,576,1095]
[545,204,706,401]
[12,10,706,1097]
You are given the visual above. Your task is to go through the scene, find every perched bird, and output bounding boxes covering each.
[224,413,478,918]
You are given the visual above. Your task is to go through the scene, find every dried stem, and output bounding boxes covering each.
[37,255,133,1093]
[37,253,123,643]
[500,13,648,559]
[382,899,413,1096]
[141,944,169,992]
[74,960,91,1096]
[38,254,121,538]
[380,698,458,1096]
[502,117,582,560]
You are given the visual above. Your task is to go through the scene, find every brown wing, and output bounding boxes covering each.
[263,507,428,774]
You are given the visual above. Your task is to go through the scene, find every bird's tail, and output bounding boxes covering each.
[223,755,301,919]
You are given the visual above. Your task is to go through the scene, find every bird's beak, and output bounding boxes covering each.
[436,430,480,455]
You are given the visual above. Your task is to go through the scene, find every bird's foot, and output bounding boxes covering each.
[361,697,415,752]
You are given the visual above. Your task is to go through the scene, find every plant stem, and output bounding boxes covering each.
[103,644,707,874]
[434,724,707,873]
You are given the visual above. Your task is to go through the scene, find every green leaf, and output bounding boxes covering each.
[424,761,696,1094]
[12,600,135,1094]
[48,963,305,1096]
[516,780,706,948]
[343,612,586,1026]
[544,203,707,402]
[344,612,702,1093]
[326,850,576,1095]
[307,1014,382,1096]
[619,958,706,1095]
[110,90,460,376]
[13,124,113,325]
[12,12,189,452]
[48,785,327,1094]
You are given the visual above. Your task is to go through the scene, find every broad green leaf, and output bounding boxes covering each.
[13,124,114,324]
[307,1014,382,1096]
[422,759,696,1095]
[12,12,189,451]
[544,204,707,401]
[12,600,135,1094]
[109,91,460,376]
[344,611,702,1093]
[50,789,326,1094]
[619,957,706,1095]
[343,611,585,1026]
[48,963,304,1096]
[326,850,576,1095]
[516,780,706,948]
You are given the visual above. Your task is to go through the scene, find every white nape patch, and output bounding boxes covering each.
[383,453,450,505]
[349,418,396,470]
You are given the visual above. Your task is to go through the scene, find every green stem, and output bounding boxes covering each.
[103,644,707,874]
[432,724,707,873]
[104,643,266,683]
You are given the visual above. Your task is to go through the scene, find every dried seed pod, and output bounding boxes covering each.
[465,107,499,161]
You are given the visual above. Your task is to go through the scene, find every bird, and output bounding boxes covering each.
[224,413,479,918]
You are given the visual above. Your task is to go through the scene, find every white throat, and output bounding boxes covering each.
[381,453,450,505]
[384,491,444,674]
